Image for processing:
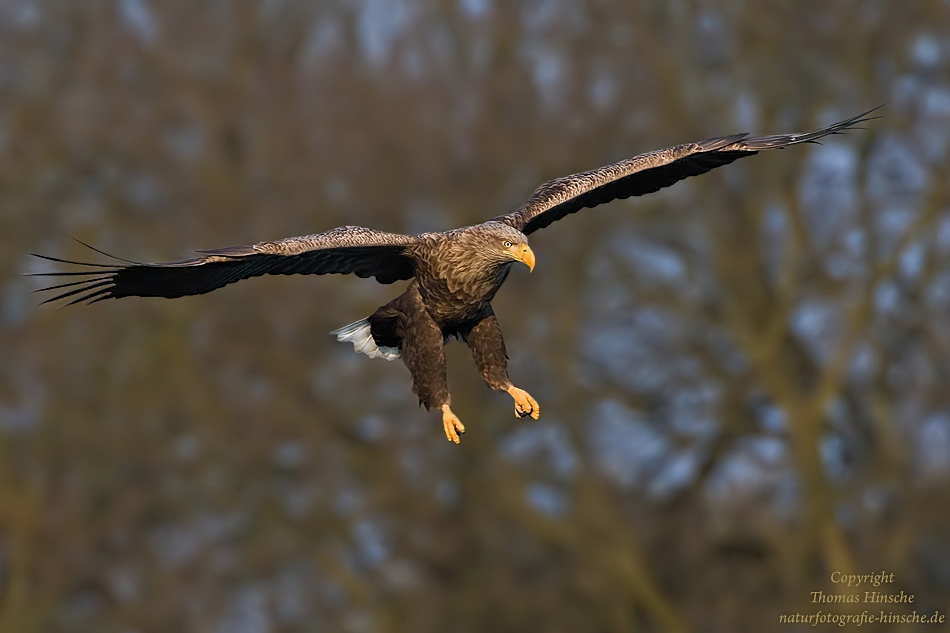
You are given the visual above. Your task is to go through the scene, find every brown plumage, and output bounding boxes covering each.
[31,107,879,443]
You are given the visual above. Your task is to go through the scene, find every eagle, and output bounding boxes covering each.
[32,108,878,443]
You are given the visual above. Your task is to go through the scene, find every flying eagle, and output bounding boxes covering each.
[33,108,878,443]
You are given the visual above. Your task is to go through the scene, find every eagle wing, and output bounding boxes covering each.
[31,226,419,306]
[492,106,880,235]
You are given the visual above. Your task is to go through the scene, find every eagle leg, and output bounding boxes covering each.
[441,404,466,443]
[394,287,464,440]
[506,385,540,420]
[466,311,540,420]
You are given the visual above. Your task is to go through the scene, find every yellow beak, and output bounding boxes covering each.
[516,244,536,272]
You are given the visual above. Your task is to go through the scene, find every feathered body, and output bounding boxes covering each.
[31,107,880,443]
[361,223,529,414]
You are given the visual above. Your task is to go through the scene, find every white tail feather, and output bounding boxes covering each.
[331,318,401,361]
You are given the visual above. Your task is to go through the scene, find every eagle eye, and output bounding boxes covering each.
[503,240,512,248]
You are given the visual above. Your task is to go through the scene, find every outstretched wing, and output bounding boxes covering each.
[493,106,881,235]
[31,226,419,306]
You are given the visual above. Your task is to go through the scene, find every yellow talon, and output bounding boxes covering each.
[441,404,466,444]
[506,386,540,420]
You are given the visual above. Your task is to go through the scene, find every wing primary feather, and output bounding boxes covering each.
[62,288,111,308]
[71,238,144,265]
[33,276,111,293]
[733,105,882,151]
[40,280,112,305]
[28,253,123,269]
[23,270,121,277]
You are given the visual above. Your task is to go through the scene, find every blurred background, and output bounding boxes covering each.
[2,0,950,631]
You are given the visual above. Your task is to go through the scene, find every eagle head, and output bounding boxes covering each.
[478,222,535,272]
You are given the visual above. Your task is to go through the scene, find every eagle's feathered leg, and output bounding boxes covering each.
[466,312,540,420]
[396,292,464,443]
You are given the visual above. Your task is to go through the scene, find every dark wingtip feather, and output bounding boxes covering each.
[63,288,111,307]
[32,276,111,294]
[818,104,885,133]
[29,252,122,269]
[28,243,134,307]
[71,238,143,265]
[39,280,112,306]
[24,270,119,277]
[734,105,883,151]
